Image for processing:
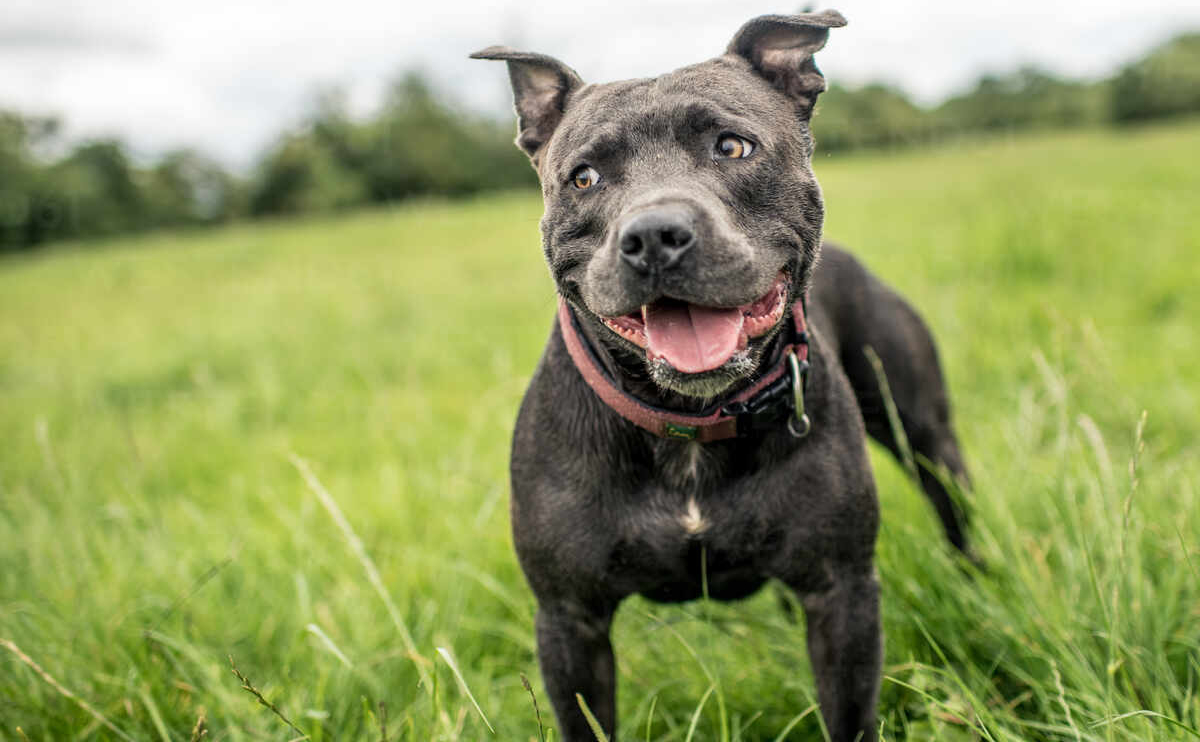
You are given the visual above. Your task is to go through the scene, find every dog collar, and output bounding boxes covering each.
[557,297,811,442]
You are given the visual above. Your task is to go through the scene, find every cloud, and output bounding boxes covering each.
[0,24,153,53]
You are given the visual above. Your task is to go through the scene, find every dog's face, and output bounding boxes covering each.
[475,11,844,398]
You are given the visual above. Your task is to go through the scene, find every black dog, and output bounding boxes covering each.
[474,10,971,740]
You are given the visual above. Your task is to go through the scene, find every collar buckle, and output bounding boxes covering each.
[786,349,811,438]
[721,350,808,438]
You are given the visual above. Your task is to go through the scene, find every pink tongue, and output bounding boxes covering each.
[643,303,746,373]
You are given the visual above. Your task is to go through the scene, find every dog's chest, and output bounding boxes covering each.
[604,441,778,601]
[651,441,744,533]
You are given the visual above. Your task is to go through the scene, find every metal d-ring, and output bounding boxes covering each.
[786,350,811,438]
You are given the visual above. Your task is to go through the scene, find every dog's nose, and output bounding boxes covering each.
[617,208,696,274]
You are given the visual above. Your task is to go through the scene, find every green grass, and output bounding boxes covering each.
[2,119,1198,741]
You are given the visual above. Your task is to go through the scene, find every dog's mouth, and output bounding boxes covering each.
[600,272,789,374]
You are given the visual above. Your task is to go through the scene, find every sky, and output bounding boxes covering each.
[3,0,1199,170]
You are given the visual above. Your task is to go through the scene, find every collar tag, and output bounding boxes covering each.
[663,422,699,440]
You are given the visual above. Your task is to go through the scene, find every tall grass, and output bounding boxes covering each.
[1,121,1198,740]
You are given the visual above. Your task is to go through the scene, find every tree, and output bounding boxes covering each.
[1112,33,1200,122]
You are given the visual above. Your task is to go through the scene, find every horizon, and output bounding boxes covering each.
[3,0,1199,171]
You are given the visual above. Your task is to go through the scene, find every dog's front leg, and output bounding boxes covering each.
[536,600,618,742]
[797,567,882,742]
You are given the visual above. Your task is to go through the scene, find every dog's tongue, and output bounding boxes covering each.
[643,302,745,373]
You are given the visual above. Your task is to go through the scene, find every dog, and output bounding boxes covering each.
[473,10,972,740]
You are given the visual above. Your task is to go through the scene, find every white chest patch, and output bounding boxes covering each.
[683,442,704,482]
[679,497,710,535]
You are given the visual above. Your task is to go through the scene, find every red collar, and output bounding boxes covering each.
[557,297,811,442]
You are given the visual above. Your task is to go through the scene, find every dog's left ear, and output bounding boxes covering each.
[727,9,846,118]
[470,46,583,164]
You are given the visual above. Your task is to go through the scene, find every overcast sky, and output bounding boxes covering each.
[3,0,1198,170]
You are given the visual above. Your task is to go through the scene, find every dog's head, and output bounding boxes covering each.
[474,11,844,399]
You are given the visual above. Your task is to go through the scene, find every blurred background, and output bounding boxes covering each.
[3,0,1200,251]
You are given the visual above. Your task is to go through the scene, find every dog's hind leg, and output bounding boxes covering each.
[851,332,974,556]
[866,393,973,554]
[811,246,974,556]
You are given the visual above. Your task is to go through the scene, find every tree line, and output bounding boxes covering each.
[1,33,1197,251]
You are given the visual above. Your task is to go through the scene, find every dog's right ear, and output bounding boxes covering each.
[470,46,583,164]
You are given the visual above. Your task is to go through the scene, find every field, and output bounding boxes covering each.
[2,120,1199,741]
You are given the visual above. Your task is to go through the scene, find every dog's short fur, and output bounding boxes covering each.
[474,11,971,741]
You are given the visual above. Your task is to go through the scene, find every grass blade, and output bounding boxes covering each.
[771,704,819,742]
[683,684,716,742]
[305,623,353,669]
[522,673,546,742]
[137,685,172,742]
[290,453,431,688]
[1,639,134,742]
[1091,710,1200,738]
[436,646,495,734]
[645,695,658,742]
[228,655,309,739]
[576,693,610,742]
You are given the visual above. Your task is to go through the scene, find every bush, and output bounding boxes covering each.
[936,67,1108,134]
[815,83,940,151]
[0,115,244,250]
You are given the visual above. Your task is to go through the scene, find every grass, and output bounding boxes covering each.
[1,119,1198,740]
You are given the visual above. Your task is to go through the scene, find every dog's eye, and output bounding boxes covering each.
[715,134,755,159]
[571,165,600,190]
